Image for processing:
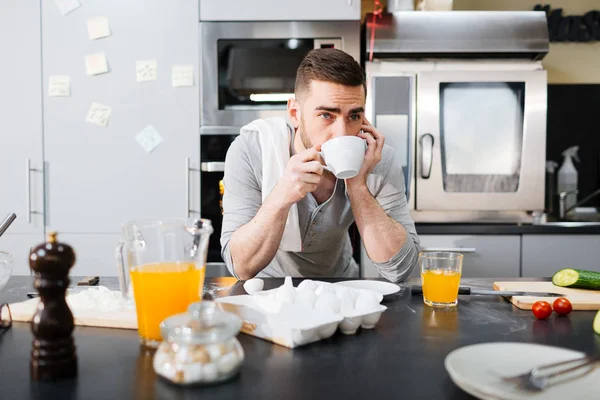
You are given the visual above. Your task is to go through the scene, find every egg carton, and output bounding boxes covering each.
[215,280,387,348]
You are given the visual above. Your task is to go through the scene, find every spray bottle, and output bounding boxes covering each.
[545,161,558,215]
[557,146,579,213]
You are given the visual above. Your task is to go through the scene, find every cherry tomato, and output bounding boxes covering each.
[552,297,572,316]
[532,301,552,320]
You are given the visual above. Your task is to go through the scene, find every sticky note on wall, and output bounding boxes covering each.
[86,102,112,127]
[87,17,111,40]
[49,75,70,97]
[172,65,194,87]
[85,53,109,76]
[55,0,80,16]
[136,125,163,153]
[136,60,157,82]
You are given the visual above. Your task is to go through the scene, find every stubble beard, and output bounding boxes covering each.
[298,118,313,150]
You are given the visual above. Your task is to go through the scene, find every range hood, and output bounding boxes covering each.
[366,11,549,60]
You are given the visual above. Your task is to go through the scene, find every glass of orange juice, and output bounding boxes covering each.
[116,218,213,348]
[419,252,463,308]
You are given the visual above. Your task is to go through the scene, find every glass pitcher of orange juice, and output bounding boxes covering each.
[116,218,213,348]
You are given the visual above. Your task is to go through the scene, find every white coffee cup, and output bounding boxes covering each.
[319,136,367,179]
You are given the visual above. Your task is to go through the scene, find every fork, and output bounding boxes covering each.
[502,354,600,391]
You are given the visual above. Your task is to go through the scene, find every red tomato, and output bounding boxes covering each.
[552,297,572,316]
[532,301,552,320]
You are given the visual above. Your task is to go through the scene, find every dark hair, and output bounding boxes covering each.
[294,48,366,98]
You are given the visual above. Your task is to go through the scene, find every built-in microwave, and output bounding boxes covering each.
[199,20,360,133]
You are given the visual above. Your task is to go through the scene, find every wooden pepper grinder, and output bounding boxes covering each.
[29,231,77,381]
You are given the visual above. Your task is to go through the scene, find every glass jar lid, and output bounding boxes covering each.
[159,301,242,345]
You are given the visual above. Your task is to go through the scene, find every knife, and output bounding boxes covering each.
[410,285,565,298]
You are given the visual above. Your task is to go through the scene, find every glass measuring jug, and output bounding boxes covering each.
[116,218,213,348]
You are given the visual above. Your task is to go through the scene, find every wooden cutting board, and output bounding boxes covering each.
[493,281,600,310]
[1,297,137,330]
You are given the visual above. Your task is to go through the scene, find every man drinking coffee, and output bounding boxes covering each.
[220,48,420,282]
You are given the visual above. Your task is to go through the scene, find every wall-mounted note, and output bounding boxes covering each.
[135,125,164,153]
[87,17,111,40]
[86,102,112,127]
[48,75,70,97]
[55,0,80,16]
[136,60,157,82]
[85,53,109,76]
[172,65,194,87]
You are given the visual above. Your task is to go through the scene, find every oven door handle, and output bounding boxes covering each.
[419,133,434,179]
[186,157,200,217]
[201,162,225,172]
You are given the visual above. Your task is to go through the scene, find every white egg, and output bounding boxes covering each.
[314,292,341,314]
[334,287,356,303]
[355,291,380,311]
[315,283,335,297]
[275,276,297,303]
[297,279,317,291]
[339,293,355,315]
[295,288,317,309]
[243,278,264,294]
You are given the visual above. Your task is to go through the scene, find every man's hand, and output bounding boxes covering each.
[346,119,385,189]
[273,146,325,207]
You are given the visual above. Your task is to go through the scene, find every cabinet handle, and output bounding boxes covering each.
[185,157,200,218]
[200,162,225,172]
[420,134,434,179]
[26,158,44,224]
[421,247,476,254]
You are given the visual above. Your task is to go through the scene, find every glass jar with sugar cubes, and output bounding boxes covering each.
[153,301,244,386]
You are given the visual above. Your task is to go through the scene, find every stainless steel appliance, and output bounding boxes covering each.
[365,11,550,223]
[199,134,236,273]
[199,20,360,134]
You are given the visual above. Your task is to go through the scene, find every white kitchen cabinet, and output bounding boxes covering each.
[200,0,361,21]
[363,234,521,280]
[56,233,122,277]
[38,1,201,275]
[415,235,521,278]
[0,234,42,276]
[0,1,45,272]
[521,235,600,277]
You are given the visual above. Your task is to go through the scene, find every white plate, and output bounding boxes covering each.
[333,280,401,297]
[445,342,599,400]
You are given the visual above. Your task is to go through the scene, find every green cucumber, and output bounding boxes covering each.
[552,268,600,290]
[595,310,600,335]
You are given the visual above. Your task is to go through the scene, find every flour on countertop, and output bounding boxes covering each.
[66,286,135,312]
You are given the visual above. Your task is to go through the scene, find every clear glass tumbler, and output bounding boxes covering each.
[419,251,463,308]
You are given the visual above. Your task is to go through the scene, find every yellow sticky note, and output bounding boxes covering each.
[87,17,111,40]
[85,53,109,76]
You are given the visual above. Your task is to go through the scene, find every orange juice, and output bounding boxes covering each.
[421,269,461,305]
[130,262,205,343]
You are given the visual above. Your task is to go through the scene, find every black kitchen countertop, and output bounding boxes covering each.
[0,276,598,400]
[415,222,600,235]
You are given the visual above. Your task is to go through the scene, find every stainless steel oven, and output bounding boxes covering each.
[199,134,236,274]
[199,20,360,134]
[364,11,550,223]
